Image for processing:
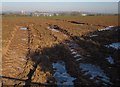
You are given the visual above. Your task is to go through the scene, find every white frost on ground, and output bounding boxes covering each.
[98,26,114,31]
[79,63,111,84]
[105,42,120,50]
[106,56,114,64]
[20,27,27,30]
[52,61,76,86]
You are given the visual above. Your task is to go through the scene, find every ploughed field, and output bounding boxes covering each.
[1,15,120,86]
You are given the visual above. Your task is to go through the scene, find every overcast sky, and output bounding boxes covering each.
[1,0,120,2]
[2,1,118,14]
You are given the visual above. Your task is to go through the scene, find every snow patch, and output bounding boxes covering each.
[98,26,114,31]
[52,61,76,86]
[66,41,82,61]
[47,27,59,32]
[80,63,111,84]
[70,49,74,52]
[20,27,27,30]
[76,58,82,61]
[106,56,114,64]
[73,54,81,58]
[90,35,98,37]
[71,51,77,55]
[105,42,120,50]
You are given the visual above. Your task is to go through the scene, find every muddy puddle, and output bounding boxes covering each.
[68,21,84,24]
[52,61,76,86]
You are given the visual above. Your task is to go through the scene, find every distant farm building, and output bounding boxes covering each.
[81,14,87,16]
[32,12,58,16]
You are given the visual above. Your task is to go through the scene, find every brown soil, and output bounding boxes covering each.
[2,16,119,86]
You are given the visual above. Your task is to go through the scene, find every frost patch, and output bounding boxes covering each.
[52,61,76,86]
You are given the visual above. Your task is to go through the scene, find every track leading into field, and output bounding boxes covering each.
[2,25,53,86]
[2,26,29,85]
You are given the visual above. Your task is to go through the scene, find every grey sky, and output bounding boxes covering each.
[2,2,118,14]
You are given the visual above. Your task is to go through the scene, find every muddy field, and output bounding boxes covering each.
[1,15,120,86]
